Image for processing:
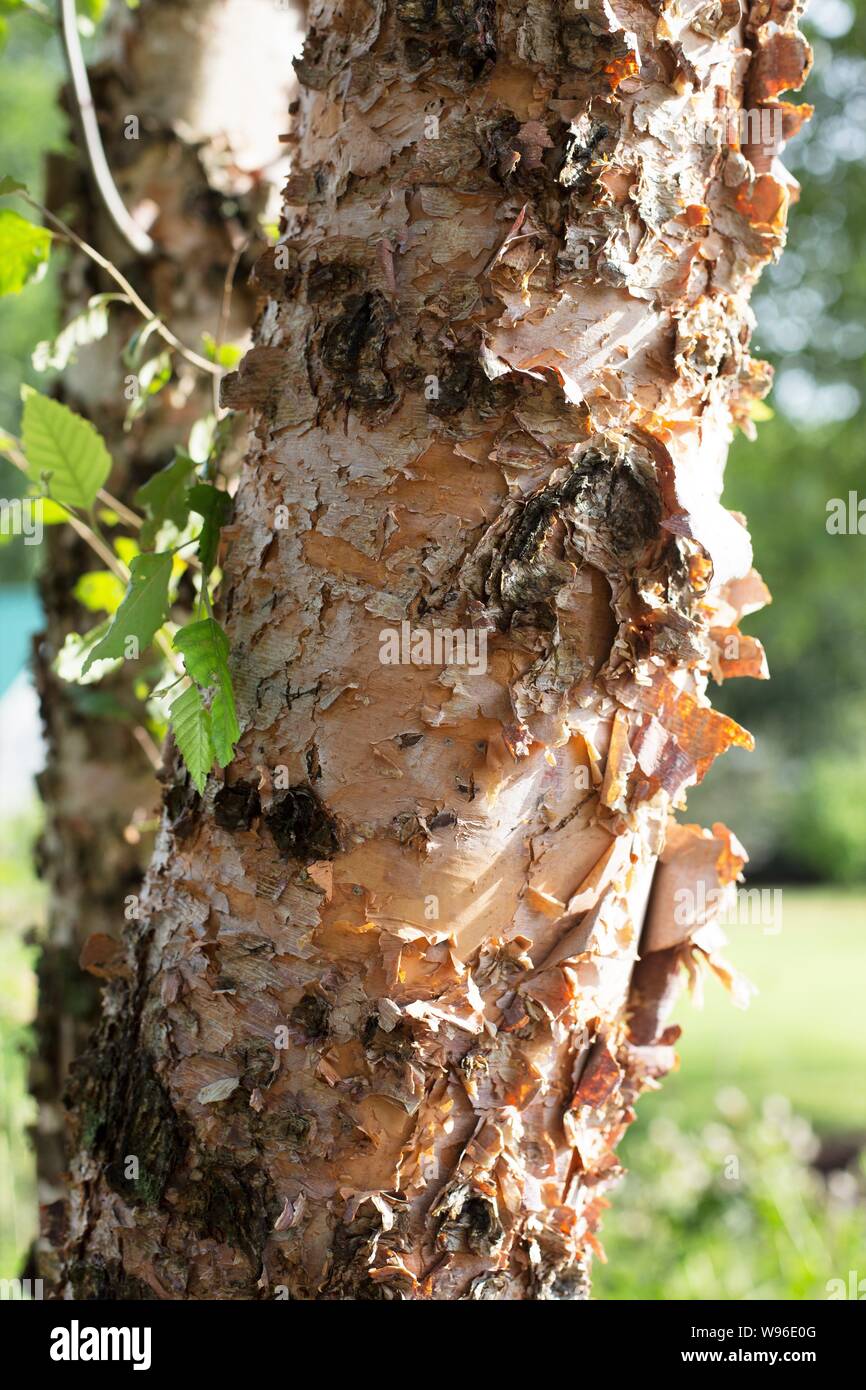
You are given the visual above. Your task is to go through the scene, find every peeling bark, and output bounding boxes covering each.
[56,0,810,1299]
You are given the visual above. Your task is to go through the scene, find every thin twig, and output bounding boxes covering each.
[21,193,221,378]
[212,236,248,417]
[1,433,125,576]
[97,486,142,529]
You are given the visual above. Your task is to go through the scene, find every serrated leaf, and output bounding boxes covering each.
[135,449,197,548]
[0,174,27,196]
[170,682,213,793]
[74,569,126,614]
[32,294,122,373]
[21,392,111,509]
[174,617,239,768]
[188,482,231,573]
[210,675,241,768]
[173,616,230,686]
[82,551,172,672]
[0,207,51,296]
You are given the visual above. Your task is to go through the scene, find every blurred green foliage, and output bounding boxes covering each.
[679,0,866,881]
[0,11,63,584]
[594,1091,866,1301]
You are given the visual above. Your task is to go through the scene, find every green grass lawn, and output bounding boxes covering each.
[634,889,866,1136]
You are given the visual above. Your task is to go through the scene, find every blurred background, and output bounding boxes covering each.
[0,0,864,1296]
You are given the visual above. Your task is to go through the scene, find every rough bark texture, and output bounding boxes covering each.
[56,0,810,1299]
[32,0,297,1283]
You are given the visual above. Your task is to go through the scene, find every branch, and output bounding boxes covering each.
[22,193,222,378]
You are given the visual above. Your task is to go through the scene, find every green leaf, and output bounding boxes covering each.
[173,616,230,686]
[188,482,231,572]
[135,448,197,548]
[32,294,123,373]
[76,0,107,21]
[37,498,71,525]
[125,350,172,426]
[54,619,122,685]
[210,675,241,768]
[0,174,27,196]
[174,617,239,768]
[201,332,243,370]
[169,682,213,793]
[74,569,126,614]
[114,535,139,568]
[21,392,111,509]
[82,551,172,673]
[122,315,162,368]
[0,208,51,296]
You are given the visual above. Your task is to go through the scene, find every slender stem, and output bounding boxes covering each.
[22,193,221,378]
[97,486,142,530]
[131,724,163,773]
[212,236,248,417]
[58,0,156,259]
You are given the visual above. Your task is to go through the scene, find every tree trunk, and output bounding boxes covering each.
[32,0,299,1284]
[55,0,810,1299]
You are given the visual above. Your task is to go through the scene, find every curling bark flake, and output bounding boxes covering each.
[59,0,810,1299]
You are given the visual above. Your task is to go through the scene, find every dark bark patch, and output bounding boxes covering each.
[72,1026,185,1209]
[164,778,201,839]
[396,0,437,29]
[428,350,490,417]
[396,0,496,77]
[307,258,359,303]
[185,1156,275,1265]
[446,0,497,78]
[214,779,261,831]
[569,449,662,559]
[68,1259,161,1301]
[560,16,632,78]
[290,992,331,1041]
[321,291,394,411]
[434,1183,505,1256]
[264,783,342,862]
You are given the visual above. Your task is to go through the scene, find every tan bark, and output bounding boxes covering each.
[33,0,298,1283]
[57,0,810,1299]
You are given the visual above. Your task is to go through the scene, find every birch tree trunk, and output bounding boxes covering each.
[33,0,298,1282]
[56,0,810,1300]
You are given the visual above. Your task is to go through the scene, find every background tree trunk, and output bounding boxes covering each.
[32,0,300,1287]
[55,0,810,1299]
